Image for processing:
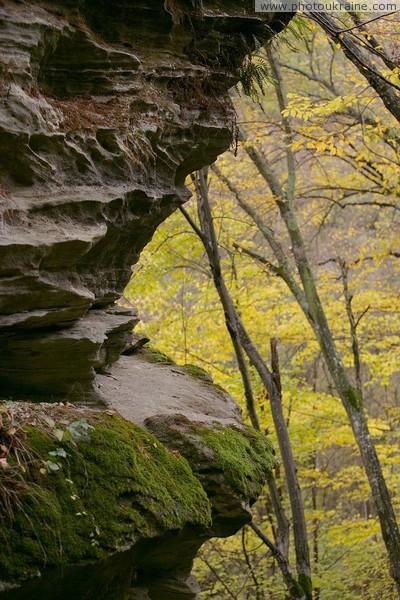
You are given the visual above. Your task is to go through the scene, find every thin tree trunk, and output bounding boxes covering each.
[242,527,263,600]
[270,339,312,599]
[339,258,364,394]
[251,521,307,600]
[311,456,320,600]
[180,178,259,431]
[190,168,312,599]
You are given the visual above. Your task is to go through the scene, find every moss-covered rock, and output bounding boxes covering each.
[191,424,276,500]
[143,346,176,365]
[144,414,276,536]
[0,408,211,584]
[0,402,275,596]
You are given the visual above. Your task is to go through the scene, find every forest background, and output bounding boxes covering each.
[124,11,400,599]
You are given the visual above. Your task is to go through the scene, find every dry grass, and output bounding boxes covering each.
[47,96,132,132]
[0,401,98,521]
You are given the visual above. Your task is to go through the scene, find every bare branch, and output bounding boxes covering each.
[309,11,400,123]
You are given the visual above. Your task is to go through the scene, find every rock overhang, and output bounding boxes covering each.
[0,0,291,400]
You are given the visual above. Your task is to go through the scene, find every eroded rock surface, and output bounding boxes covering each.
[0,0,289,401]
[98,349,242,427]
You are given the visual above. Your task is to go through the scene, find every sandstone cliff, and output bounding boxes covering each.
[0,1,289,598]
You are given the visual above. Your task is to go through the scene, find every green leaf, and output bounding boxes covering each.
[62,429,73,442]
[49,448,68,459]
[53,429,64,442]
[46,460,61,471]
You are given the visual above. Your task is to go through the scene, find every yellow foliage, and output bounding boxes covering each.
[124,19,400,600]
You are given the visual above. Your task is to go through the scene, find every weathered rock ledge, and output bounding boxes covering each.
[0,0,290,401]
[0,368,276,599]
[0,1,289,597]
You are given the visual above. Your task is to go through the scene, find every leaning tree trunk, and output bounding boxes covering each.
[311,10,400,124]
[186,168,313,600]
[241,134,400,594]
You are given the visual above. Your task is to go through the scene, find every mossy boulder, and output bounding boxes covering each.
[144,414,276,536]
[0,403,275,598]
[191,424,276,499]
[0,405,211,585]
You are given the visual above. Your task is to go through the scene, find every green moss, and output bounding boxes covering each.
[298,573,313,599]
[346,385,363,409]
[182,364,213,382]
[144,346,175,365]
[191,425,276,499]
[0,413,211,582]
[146,417,276,502]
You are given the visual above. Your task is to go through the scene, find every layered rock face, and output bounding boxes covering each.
[0,1,289,598]
[0,0,289,401]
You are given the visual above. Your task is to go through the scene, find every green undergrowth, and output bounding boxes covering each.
[0,412,211,582]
